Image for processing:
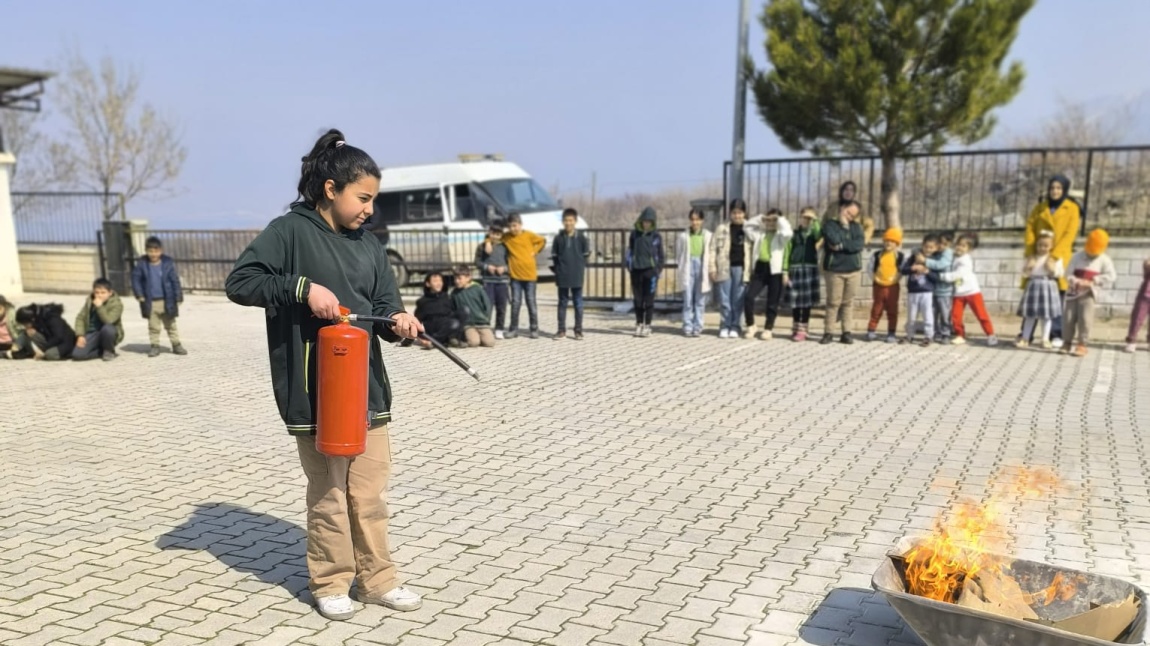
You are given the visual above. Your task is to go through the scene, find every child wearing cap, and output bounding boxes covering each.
[866,228,904,343]
[786,207,821,341]
[1063,229,1117,357]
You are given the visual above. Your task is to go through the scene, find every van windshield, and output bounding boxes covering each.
[478,178,559,214]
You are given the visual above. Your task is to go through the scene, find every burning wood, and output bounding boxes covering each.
[888,466,1142,642]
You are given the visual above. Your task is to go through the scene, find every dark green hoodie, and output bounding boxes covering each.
[627,207,664,271]
[225,203,406,435]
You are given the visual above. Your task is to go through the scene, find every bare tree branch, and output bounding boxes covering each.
[47,49,187,219]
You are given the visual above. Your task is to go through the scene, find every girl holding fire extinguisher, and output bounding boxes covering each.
[225,129,424,621]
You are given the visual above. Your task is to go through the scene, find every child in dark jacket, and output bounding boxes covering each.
[131,236,186,357]
[551,208,591,340]
[866,228,904,343]
[900,234,940,346]
[452,266,495,347]
[626,207,665,337]
[413,272,462,348]
[475,222,510,339]
[12,303,74,360]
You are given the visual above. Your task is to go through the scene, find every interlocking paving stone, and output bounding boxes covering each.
[2,292,1149,644]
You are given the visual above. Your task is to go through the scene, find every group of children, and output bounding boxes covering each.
[0,236,186,361]
[866,226,1130,356]
[865,228,995,347]
[656,195,1149,356]
[413,209,591,347]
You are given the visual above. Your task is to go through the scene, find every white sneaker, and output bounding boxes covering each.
[1125,343,1138,354]
[360,586,423,612]
[951,337,966,345]
[315,594,356,621]
[494,330,505,340]
[719,328,730,339]
[743,326,758,339]
[758,329,773,340]
[1051,338,1064,350]
[634,325,643,337]
[987,335,999,347]
[642,325,652,337]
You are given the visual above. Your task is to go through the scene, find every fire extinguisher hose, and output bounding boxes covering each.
[344,314,480,381]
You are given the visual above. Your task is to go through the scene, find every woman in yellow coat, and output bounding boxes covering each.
[1022,174,1081,346]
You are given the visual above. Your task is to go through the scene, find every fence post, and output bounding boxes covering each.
[102,220,133,295]
[97,230,106,279]
[1082,150,1094,236]
[868,158,877,221]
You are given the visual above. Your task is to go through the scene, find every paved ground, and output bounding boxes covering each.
[2,291,1149,646]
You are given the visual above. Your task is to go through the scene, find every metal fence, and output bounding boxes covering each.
[120,228,686,302]
[12,192,125,244]
[138,229,261,292]
[724,145,1150,234]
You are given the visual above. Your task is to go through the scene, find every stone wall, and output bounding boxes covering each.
[17,244,102,294]
[854,235,1149,318]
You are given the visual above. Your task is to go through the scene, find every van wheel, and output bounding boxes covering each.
[387,251,409,286]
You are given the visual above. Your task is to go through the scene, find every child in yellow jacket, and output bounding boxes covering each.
[502,212,546,339]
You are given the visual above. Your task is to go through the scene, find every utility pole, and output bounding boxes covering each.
[589,171,597,225]
[730,0,750,208]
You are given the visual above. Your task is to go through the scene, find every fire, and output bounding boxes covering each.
[903,466,1065,604]
[1032,572,1083,606]
[904,500,1005,602]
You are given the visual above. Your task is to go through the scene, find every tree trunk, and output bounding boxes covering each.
[880,153,901,231]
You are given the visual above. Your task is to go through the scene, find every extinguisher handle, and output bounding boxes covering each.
[342,314,480,381]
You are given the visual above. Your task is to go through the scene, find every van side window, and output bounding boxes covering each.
[452,184,480,222]
[404,189,444,222]
[373,193,403,226]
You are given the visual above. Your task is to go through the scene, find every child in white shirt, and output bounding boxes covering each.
[1063,229,1118,357]
[939,234,998,346]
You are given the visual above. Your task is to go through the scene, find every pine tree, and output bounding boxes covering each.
[749,0,1034,229]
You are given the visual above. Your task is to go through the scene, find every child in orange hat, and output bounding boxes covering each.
[1063,228,1118,357]
[866,227,904,342]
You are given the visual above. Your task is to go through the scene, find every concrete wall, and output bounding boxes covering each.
[17,244,102,294]
[0,153,24,297]
[854,235,1149,318]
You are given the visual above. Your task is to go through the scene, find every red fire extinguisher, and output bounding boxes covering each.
[315,306,369,457]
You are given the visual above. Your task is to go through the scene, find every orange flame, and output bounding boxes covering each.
[1033,572,1084,606]
[904,466,1066,604]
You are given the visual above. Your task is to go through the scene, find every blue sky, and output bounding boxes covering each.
[3,0,1149,228]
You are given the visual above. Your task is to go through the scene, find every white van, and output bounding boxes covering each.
[367,154,588,285]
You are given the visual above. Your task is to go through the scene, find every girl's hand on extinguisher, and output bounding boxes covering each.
[307,283,342,321]
[390,312,423,339]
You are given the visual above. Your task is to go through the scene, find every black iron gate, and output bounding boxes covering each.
[723,145,1150,234]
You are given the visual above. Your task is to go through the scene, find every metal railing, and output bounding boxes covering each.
[117,227,686,302]
[136,229,261,292]
[12,191,125,245]
[723,145,1150,234]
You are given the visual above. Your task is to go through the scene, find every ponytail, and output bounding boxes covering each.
[296,128,381,206]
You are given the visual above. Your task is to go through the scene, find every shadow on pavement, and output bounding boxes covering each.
[799,587,925,646]
[157,502,310,600]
